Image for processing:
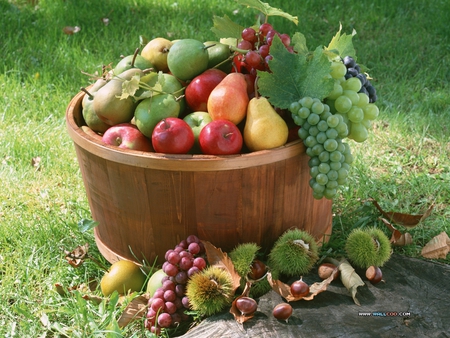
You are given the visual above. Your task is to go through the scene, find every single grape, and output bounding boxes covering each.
[186,234,199,244]
[330,161,342,171]
[338,168,348,180]
[307,113,320,125]
[237,39,253,51]
[242,27,258,43]
[179,256,193,271]
[317,120,329,132]
[259,23,273,37]
[175,284,185,297]
[323,188,337,199]
[279,33,291,47]
[363,103,379,120]
[330,61,347,79]
[316,173,329,186]
[298,127,309,140]
[327,81,344,100]
[188,242,200,255]
[356,92,370,108]
[298,107,311,119]
[343,89,360,105]
[167,251,181,265]
[193,256,206,269]
[318,151,330,163]
[318,162,330,174]
[316,131,327,144]
[304,135,317,148]
[324,139,338,152]
[347,106,364,123]
[329,150,343,163]
[308,157,321,168]
[311,101,325,114]
[300,96,314,108]
[293,115,305,126]
[326,179,339,189]
[151,297,165,312]
[157,312,173,328]
[343,77,362,92]
[310,166,319,178]
[308,126,319,137]
[347,67,358,77]
[327,170,338,181]
[289,101,300,114]
[187,266,200,277]
[164,263,179,277]
[312,181,325,193]
[182,296,190,309]
[334,95,352,113]
[165,301,177,314]
[259,44,270,58]
[326,115,340,128]
[325,128,338,139]
[245,50,263,69]
[349,122,368,142]
[343,56,356,68]
[175,271,188,284]
[162,279,176,291]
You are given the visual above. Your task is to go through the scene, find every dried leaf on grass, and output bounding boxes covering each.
[421,232,450,259]
[63,26,81,35]
[118,294,150,327]
[64,243,89,267]
[380,218,413,246]
[267,267,338,302]
[54,280,101,304]
[337,258,365,306]
[371,198,434,228]
[202,240,242,293]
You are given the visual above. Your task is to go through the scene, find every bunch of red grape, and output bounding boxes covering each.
[145,235,207,335]
[233,23,293,75]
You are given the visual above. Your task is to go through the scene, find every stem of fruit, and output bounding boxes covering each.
[229,45,251,54]
[131,47,140,68]
[80,87,93,99]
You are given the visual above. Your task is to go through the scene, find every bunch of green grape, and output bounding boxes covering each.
[289,97,353,200]
[325,59,379,143]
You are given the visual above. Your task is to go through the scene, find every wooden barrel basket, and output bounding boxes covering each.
[65,90,333,265]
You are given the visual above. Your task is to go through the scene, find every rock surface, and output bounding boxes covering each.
[180,254,450,337]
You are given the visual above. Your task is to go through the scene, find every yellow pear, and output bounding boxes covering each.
[100,260,146,297]
[244,96,289,152]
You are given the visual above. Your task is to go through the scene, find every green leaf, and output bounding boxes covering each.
[292,32,309,56]
[236,0,298,25]
[78,219,98,233]
[119,74,140,100]
[211,15,245,40]
[326,23,357,60]
[258,35,334,109]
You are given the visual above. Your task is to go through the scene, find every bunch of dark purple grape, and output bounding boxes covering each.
[343,55,377,103]
[145,235,207,335]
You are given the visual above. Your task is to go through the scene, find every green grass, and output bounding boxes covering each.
[1,0,449,336]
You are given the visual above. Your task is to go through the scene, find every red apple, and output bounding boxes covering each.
[152,117,195,154]
[102,123,152,151]
[199,119,243,155]
[185,69,227,112]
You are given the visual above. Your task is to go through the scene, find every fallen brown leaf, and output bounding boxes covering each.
[371,198,434,228]
[202,241,242,293]
[421,232,450,259]
[63,26,81,35]
[380,218,413,246]
[64,243,89,267]
[118,294,149,328]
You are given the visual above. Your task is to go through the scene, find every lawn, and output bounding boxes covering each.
[0,0,449,337]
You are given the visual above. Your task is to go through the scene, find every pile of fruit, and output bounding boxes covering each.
[79,0,379,201]
[94,226,391,336]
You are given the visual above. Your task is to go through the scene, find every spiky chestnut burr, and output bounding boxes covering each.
[185,266,234,317]
[268,229,319,277]
[345,227,392,269]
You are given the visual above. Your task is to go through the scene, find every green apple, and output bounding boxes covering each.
[134,94,181,137]
[146,268,167,297]
[183,111,212,153]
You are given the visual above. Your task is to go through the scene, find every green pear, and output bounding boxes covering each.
[167,39,210,81]
[113,51,154,75]
[204,41,233,73]
[134,94,181,137]
[80,80,110,133]
[93,68,143,126]
[244,96,289,152]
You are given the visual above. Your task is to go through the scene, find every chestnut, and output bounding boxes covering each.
[272,303,293,323]
[366,266,383,284]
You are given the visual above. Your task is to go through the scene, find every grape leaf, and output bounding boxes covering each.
[258,35,334,109]
[211,15,245,40]
[325,23,357,60]
[236,0,298,25]
[119,74,140,100]
[291,32,308,56]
